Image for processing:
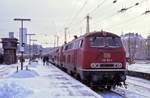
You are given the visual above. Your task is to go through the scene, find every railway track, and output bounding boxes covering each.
[98,91,123,98]
[0,65,15,78]
[0,66,9,73]
[88,76,150,98]
[51,63,150,98]
[100,76,150,98]
[95,88,124,98]
[51,63,125,97]
[96,85,150,98]
[0,66,9,78]
[112,87,150,98]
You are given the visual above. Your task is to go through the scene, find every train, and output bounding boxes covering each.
[49,31,127,90]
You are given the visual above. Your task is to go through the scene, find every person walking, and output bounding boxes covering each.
[45,56,49,66]
[43,56,46,66]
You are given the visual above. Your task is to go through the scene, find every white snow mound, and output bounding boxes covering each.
[0,82,32,98]
[10,70,39,78]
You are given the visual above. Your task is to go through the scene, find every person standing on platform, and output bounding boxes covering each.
[45,56,49,66]
[43,56,46,66]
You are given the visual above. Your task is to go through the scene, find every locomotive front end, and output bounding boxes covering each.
[79,32,127,89]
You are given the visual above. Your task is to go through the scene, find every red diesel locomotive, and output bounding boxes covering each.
[50,31,127,89]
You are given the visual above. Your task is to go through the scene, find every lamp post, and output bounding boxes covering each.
[14,18,31,70]
[31,39,37,58]
[26,33,35,64]
[64,27,68,44]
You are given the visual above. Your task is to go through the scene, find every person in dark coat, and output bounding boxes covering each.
[0,54,3,64]
[45,56,49,66]
[43,56,46,65]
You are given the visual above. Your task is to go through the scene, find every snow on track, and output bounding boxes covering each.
[128,63,150,74]
[96,76,150,98]
[112,76,150,98]
[98,91,123,98]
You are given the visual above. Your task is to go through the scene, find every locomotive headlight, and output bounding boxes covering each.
[91,63,96,68]
[114,63,122,68]
[117,63,122,68]
[91,63,100,68]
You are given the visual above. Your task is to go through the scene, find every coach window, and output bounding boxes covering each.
[64,56,66,63]
[67,55,71,63]
[74,41,77,49]
[69,43,73,49]
[76,41,78,48]
[56,49,59,52]
[67,44,70,50]
[79,40,83,48]
[61,46,63,51]
[65,45,68,50]
[63,45,66,51]
[73,41,77,49]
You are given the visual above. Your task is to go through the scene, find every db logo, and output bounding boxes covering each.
[103,53,111,58]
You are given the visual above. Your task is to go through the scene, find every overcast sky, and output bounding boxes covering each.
[0,0,150,47]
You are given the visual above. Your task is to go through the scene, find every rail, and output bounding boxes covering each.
[128,70,150,80]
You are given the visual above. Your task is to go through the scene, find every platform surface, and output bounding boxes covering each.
[0,60,103,98]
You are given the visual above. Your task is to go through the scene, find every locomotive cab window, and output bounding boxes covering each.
[107,37,122,47]
[89,36,122,48]
[89,37,105,47]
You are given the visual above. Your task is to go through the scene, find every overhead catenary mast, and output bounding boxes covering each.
[54,35,59,47]
[26,33,35,64]
[64,27,68,44]
[86,15,92,33]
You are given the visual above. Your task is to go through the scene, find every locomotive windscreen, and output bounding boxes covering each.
[89,36,122,48]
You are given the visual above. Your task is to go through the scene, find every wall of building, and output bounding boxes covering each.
[121,33,150,60]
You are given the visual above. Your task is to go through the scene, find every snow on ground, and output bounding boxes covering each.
[128,61,150,74]
[127,76,150,89]
[98,91,122,98]
[126,76,150,97]
[0,60,30,78]
[0,60,103,98]
[10,70,39,78]
[1,59,150,98]
[0,64,17,78]
[0,81,33,98]
[134,60,150,64]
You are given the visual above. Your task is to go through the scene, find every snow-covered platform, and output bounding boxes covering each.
[128,62,150,74]
[127,61,150,80]
[0,61,103,98]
